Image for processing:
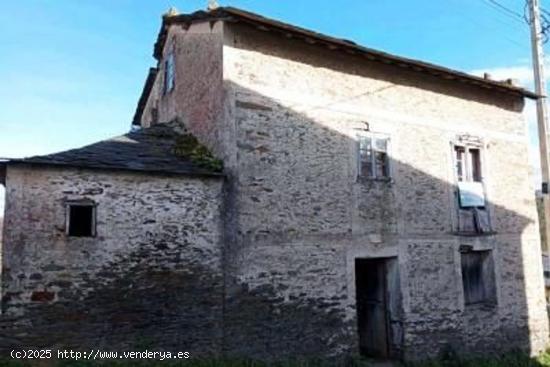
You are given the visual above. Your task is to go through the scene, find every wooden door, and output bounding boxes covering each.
[355,258,389,358]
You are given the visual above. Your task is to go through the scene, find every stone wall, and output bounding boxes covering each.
[219,22,548,360]
[112,16,547,361]
[0,165,224,356]
[141,21,228,163]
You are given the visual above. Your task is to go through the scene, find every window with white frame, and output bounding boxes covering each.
[163,52,175,95]
[454,145,482,183]
[454,143,486,209]
[358,133,390,179]
[453,138,491,233]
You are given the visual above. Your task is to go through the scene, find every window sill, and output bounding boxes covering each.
[356,177,393,184]
[452,231,497,237]
[464,301,497,311]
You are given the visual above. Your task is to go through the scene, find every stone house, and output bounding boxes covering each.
[0,6,548,362]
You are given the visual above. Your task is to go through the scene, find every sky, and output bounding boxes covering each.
[0,0,548,213]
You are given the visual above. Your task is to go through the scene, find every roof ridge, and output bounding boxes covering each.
[152,6,537,100]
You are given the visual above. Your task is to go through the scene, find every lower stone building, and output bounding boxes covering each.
[0,121,226,354]
[1,5,549,363]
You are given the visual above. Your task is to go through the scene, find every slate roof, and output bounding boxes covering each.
[3,121,224,177]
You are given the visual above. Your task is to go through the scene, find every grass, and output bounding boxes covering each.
[404,352,550,367]
[2,352,550,367]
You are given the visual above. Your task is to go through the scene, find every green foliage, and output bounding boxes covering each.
[0,359,336,367]
[133,336,155,351]
[405,351,549,367]
[0,360,27,367]
[3,352,550,367]
[173,134,224,172]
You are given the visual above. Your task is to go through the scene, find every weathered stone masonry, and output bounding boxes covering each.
[1,6,549,362]
[140,8,548,360]
[1,165,225,355]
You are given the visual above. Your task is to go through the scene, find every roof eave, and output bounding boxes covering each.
[0,160,6,186]
[4,160,225,179]
[222,6,538,100]
[153,6,538,100]
[132,67,158,126]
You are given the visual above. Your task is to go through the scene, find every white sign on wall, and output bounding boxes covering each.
[458,182,485,208]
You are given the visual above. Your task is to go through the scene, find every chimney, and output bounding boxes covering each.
[505,78,520,87]
[163,7,179,18]
[207,0,220,11]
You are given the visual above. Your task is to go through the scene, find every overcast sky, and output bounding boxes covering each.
[0,0,547,213]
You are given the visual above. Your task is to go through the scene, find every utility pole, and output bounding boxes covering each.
[529,0,550,262]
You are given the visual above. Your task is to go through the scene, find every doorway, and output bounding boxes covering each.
[355,257,402,359]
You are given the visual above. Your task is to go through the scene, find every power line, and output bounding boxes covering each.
[480,0,527,24]
[485,0,525,20]
[473,0,550,48]
[482,0,531,31]
[481,4,531,35]
[450,0,529,51]
[476,0,530,30]
[531,3,550,43]
[476,0,550,45]
[523,0,550,44]
[468,12,529,49]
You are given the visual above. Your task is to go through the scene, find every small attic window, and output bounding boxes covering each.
[164,52,175,94]
[66,201,96,237]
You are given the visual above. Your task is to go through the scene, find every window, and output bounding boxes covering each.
[453,140,490,233]
[358,134,390,179]
[163,52,175,94]
[454,144,486,209]
[66,202,96,237]
[151,106,159,124]
[454,145,482,183]
[460,250,496,305]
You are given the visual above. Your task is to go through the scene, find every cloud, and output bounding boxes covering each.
[470,56,550,88]
[470,61,548,190]
[470,65,535,86]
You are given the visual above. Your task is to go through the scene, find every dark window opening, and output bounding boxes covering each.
[470,148,482,182]
[67,204,95,237]
[461,250,496,305]
[374,138,389,178]
[151,106,159,124]
[454,145,482,183]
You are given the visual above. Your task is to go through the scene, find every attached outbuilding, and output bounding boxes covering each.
[0,120,225,353]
